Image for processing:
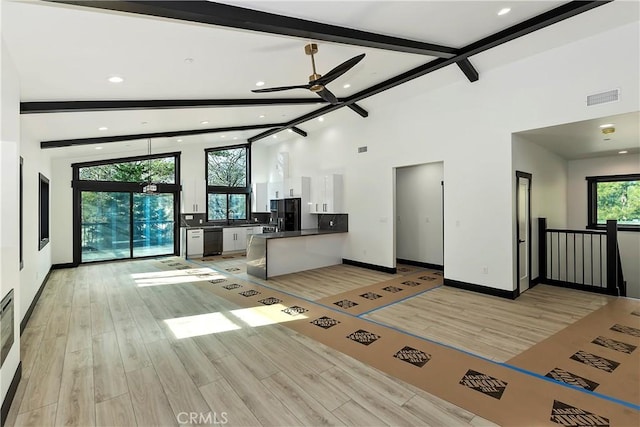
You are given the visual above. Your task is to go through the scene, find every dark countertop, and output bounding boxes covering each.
[253,228,347,240]
[182,223,268,230]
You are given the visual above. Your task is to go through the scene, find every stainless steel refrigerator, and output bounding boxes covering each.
[270,198,301,231]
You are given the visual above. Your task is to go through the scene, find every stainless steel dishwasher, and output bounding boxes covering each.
[203,227,223,256]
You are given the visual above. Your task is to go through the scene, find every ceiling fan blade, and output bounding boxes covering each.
[313,53,365,86]
[316,87,339,105]
[252,84,311,93]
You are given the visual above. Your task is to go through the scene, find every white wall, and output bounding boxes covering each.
[0,35,21,409]
[512,136,568,283]
[254,19,639,292]
[567,155,640,298]
[396,162,444,266]
[19,126,52,321]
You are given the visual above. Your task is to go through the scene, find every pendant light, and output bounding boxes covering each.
[142,138,157,193]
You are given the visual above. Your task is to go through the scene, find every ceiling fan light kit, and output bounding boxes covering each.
[252,43,365,105]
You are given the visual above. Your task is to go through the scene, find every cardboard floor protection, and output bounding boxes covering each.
[315,270,442,315]
[508,298,640,405]
[155,258,640,426]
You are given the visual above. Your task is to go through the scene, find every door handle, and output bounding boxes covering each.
[518,239,525,243]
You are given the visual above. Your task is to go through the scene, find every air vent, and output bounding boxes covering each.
[587,89,619,106]
[358,146,368,153]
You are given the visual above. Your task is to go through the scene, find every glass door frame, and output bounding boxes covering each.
[71,152,181,266]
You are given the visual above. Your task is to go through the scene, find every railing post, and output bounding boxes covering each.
[538,218,547,282]
[606,220,618,295]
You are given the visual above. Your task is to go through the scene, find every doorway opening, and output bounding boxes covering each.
[395,162,444,271]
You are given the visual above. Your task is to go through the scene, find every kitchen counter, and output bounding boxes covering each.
[181,223,268,230]
[254,228,346,239]
[247,228,347,280]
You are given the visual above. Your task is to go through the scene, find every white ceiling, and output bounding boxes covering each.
[516,111,640,160]
[2,0,639,159]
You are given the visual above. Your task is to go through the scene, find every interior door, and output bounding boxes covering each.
[516,172,532,294]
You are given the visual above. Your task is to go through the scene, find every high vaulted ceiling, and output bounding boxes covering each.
[2,0,638,159]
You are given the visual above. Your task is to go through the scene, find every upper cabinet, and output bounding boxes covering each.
[182,178,206,213]
[284,176,310,198]
[311,174,344,214]
[251,182,269,212]
[267,181,283,200]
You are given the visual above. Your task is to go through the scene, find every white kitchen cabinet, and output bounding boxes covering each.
[186,229,204,257]
[283,176,310,198]
[223,227,247,252]
[252,182,269,212]
[311,174,344,213]
[267,181,283,200]
[182,178,206,213]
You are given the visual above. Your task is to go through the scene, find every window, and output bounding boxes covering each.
[206,145,249,222]
[39,173,50,250]
[72,153,181,264]
[78,155,176,184]
[587,174,640,231]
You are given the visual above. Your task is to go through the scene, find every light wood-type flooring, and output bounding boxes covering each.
[4,257,612,426]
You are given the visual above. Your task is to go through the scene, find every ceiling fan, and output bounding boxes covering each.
[252,43,365,105]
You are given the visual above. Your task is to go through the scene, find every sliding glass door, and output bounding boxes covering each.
[132,193,175,258]
[81,191,131,262]
[80,191,175,262]
[73,152,181,265]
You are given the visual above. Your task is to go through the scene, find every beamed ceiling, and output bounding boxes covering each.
[2,0,638,159]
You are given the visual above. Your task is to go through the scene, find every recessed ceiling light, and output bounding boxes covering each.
[177,139,183,142]
[497,7,511,16]
[200,120,209,125]
[184,58,194,64]
[259,115,265,119]
[221,135,226,138]
[141,121,148,125]
[318,117,324,122]
[107,76,124,83]
[287,129,293,133]
[273,135,278,139]
[233,136,238,140]
[256,81,265,87]
[98,126,108,131]
[343,83,351,89]
[619,150,628,154]
[599,123,615,128]
[95,146,103,150]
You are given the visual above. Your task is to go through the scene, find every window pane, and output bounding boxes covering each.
[596,180,640,225]
[229,194,247,220]
[133,193,175,257]
[208,193,227,221]
[79,156,176,184]
[81,191,131,262]
[207,148,247,187]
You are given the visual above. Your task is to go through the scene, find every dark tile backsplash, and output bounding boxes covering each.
[317,214,348,231]
[251,212,271,224]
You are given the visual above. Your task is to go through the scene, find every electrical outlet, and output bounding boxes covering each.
[482,267,489,274]
[329,220,334,227]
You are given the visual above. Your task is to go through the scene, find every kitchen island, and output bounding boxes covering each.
[246,229,347,279]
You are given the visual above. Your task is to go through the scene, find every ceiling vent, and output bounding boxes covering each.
[587,89,619,106]
[358,146,368,153]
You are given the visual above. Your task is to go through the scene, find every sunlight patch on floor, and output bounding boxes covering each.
[164,304,307,339]
[230,304,308,327]
[132,268,227,287]
[164,312,242,339]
